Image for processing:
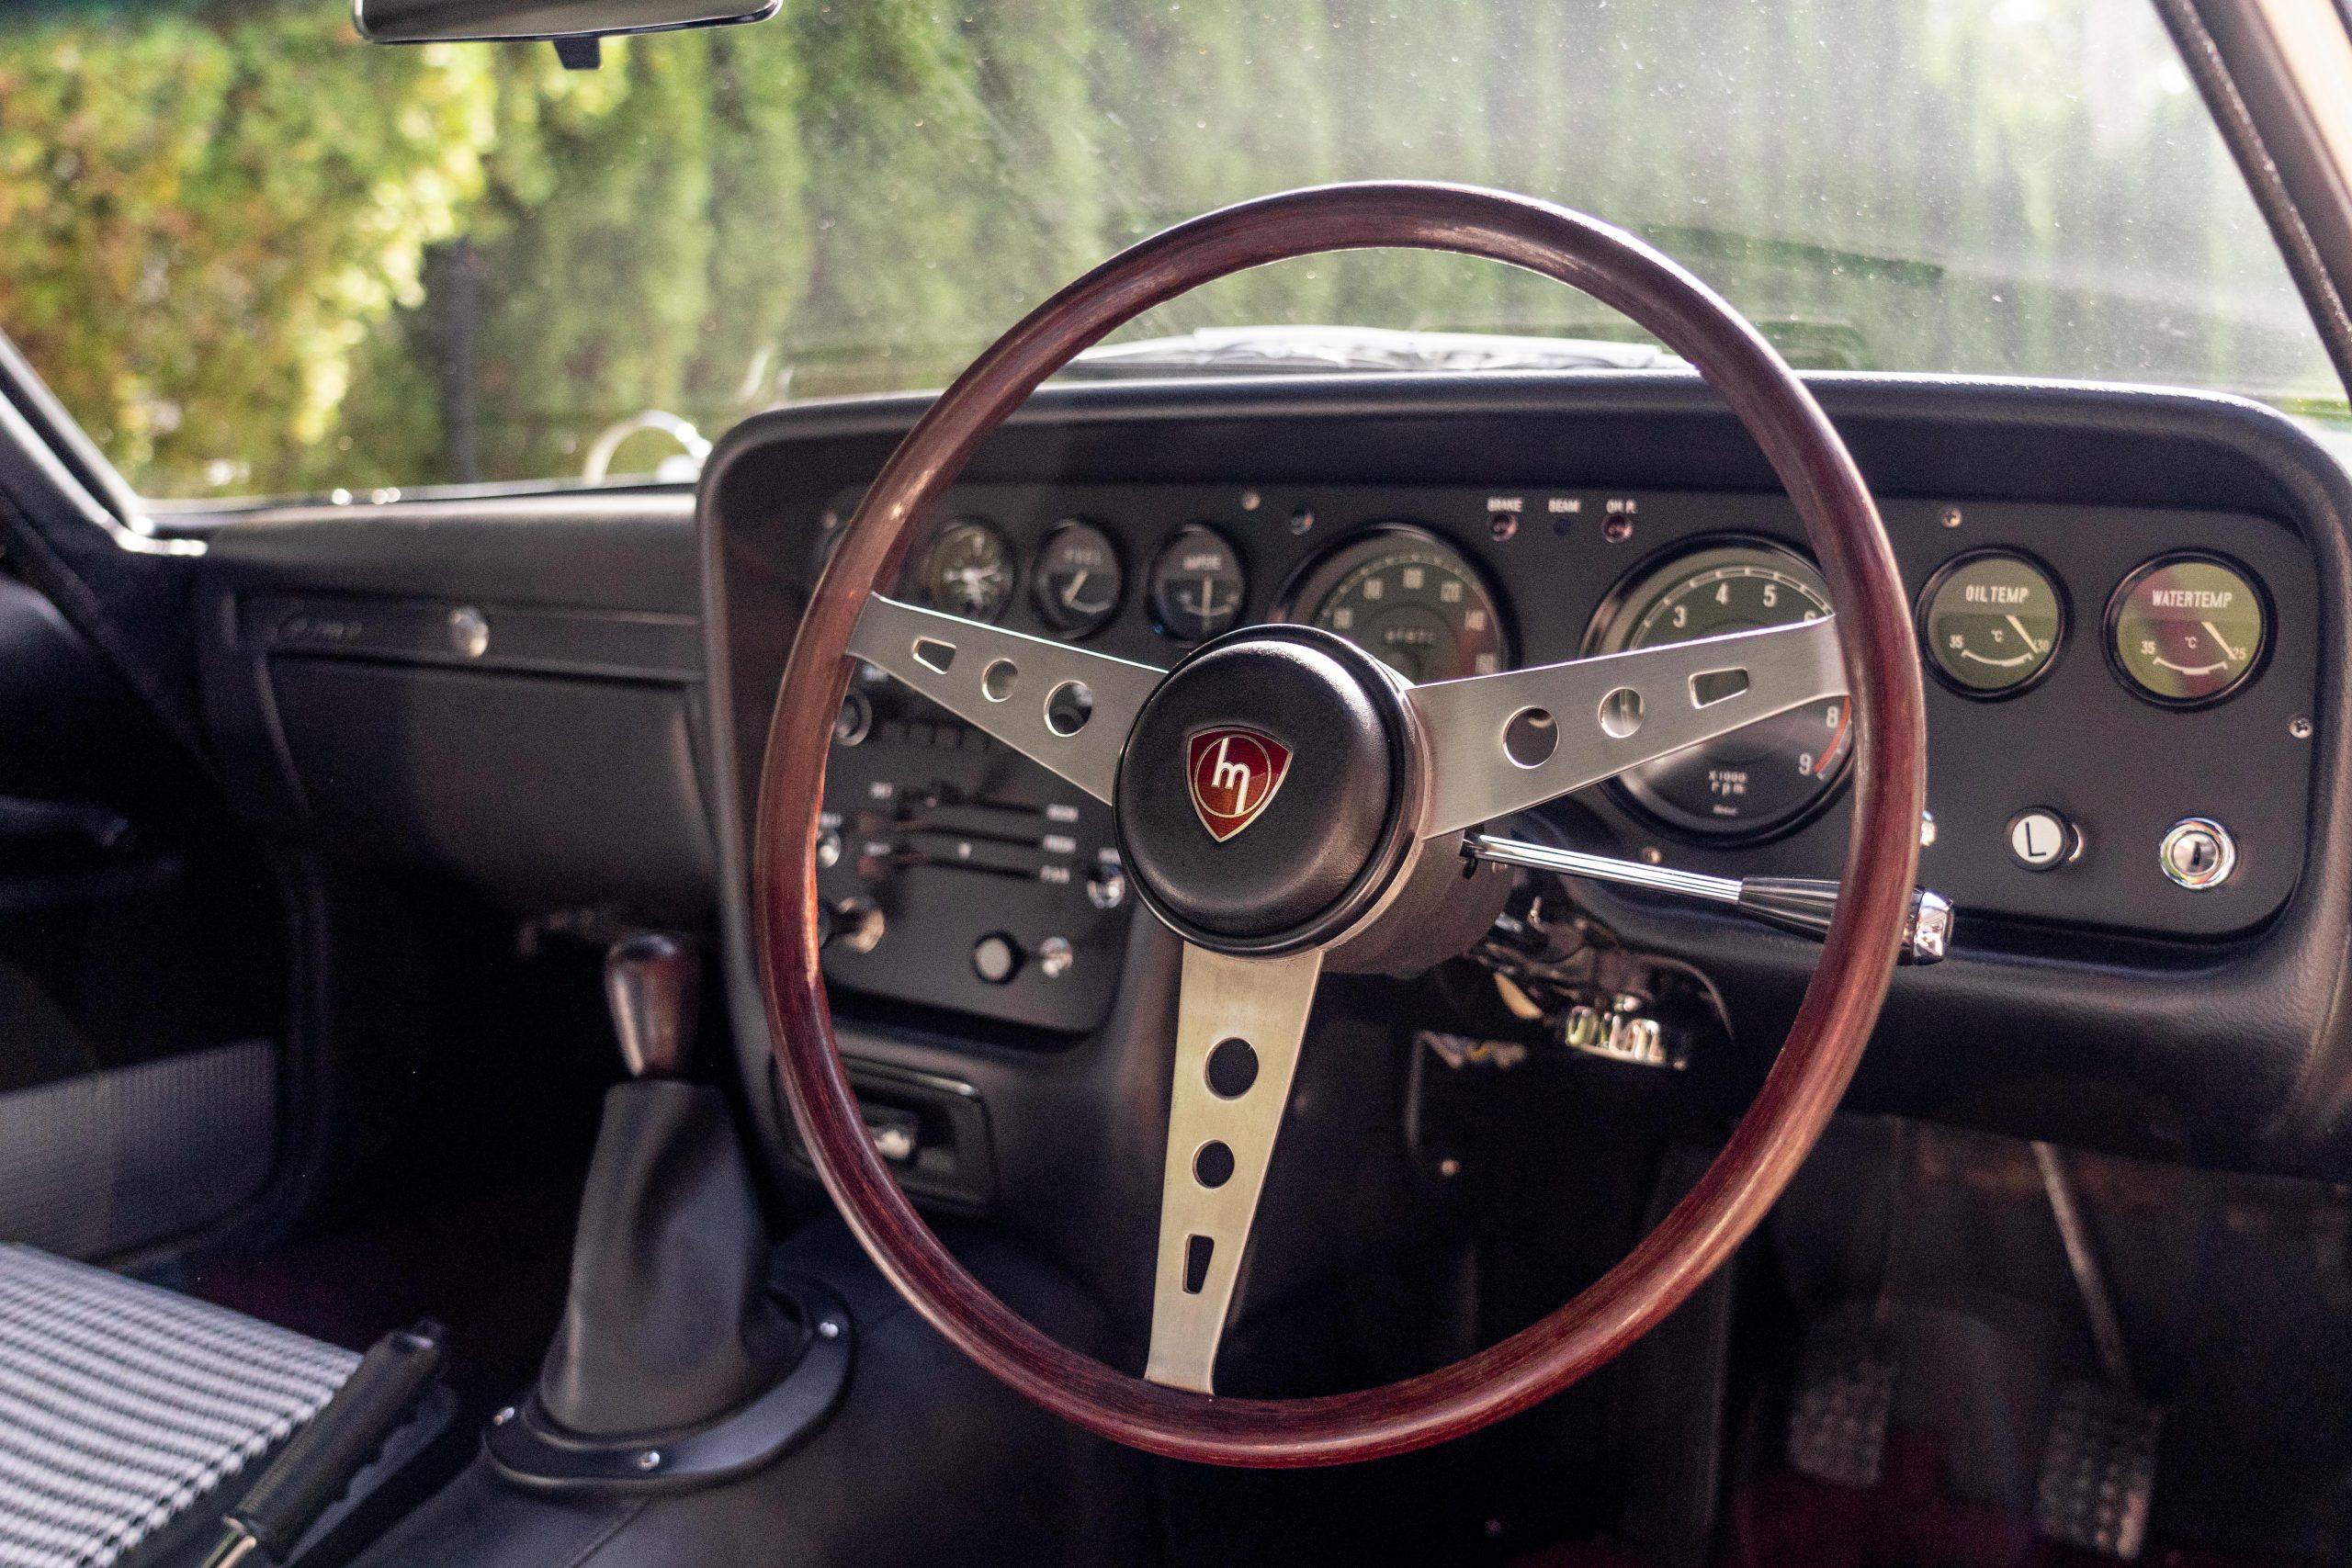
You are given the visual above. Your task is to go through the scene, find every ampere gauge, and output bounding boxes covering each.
[1918,550,2066,697]
[2108,553,2267,707]
[1148,525,1248,641]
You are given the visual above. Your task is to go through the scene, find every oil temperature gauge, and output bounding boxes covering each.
[2109,553,2267,707]
[1919,550,2065,697]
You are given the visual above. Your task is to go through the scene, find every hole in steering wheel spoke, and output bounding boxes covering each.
[981,658,1019,702]
[1182,1235,1214,1293]
[1599,687,1644,739]
[1503,707,1558,768]
[1045,680,1094,737]
[912,637,956,674]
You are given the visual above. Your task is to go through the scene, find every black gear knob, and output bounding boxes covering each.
[604,932,699,1079]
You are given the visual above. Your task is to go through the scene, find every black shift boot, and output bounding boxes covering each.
[535,1078,795,1438]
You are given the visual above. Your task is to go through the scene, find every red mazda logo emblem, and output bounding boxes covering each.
[1186,728,1293,842]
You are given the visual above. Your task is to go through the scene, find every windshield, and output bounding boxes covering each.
[0,0,2341,500]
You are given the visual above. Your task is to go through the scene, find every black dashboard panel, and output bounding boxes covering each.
[704,374,2352,1179]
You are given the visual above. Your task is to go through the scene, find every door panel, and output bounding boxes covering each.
[0,567,287,1258]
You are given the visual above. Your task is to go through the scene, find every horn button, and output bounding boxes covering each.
[1115,627,1409,950]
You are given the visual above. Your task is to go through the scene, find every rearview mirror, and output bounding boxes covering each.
[356,0,779,64]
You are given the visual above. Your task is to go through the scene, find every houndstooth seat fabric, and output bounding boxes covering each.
[0,1244,358,1568]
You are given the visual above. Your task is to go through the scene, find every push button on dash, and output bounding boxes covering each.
[2007,807,2080,872]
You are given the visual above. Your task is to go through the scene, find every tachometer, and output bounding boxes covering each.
[1587,541,1852,838]
[1284,526,1509,682]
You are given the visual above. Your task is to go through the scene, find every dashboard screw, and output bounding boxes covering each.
[636,1450,662,1471]
[1939,505,1963,529]
[2291,716,2313,739]
[1640,846,1664,865]
[1438,1157,1461,1178]
[1240,490,1261,511]
[1603,516,1634,544]
[492,1405,515,1427]
[1288,507,1315,536]
[818,1318,842,1339]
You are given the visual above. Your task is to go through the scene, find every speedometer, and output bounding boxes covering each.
[1283,527,1509,682]
[1587,541,1853,838]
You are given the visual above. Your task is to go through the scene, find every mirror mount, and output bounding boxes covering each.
[354,0,781,59]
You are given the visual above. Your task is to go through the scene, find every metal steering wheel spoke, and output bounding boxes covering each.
[1408,615,1848,836]
[846,593,1166,805]
[1145,942,1323,1395]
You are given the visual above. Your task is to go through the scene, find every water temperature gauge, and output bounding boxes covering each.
[2109,553,2267,707]
[1919,550,2065,697]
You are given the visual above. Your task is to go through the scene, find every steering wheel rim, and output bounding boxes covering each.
[752,181,1926,1468]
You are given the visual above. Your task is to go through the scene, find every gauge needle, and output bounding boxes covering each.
[2007,614,2039,653]
[2202,621,2243,662]
[1060,570,1089,607]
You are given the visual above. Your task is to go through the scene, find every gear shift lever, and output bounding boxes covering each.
[605,932,699,1078]
[515,933,797,1452]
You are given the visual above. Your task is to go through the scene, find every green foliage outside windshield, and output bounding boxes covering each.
[0,0,2340,498]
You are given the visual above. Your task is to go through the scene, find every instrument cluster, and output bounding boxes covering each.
[889,492,2283,846]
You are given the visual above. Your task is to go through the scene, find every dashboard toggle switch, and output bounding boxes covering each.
[2159,818,2236,891]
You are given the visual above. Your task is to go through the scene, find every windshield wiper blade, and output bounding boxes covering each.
[1061,324,1681,379]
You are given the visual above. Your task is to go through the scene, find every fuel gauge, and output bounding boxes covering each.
[1919,550,2065,698]
[2109,553,2267,708]
[1032,520,1125,637]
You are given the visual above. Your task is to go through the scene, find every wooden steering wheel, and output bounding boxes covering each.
[752,183,1926,1468]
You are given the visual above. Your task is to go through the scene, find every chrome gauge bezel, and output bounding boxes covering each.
[1915,547,2071,702]
[1270,522,1516,682]
[1579,534,1855,844]
[2103,550,2272,711]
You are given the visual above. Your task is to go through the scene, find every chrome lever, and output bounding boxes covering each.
[1462,831,1951,964]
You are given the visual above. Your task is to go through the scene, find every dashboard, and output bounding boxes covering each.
[686,372,2352,1197]
[176,370,2352,1230]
